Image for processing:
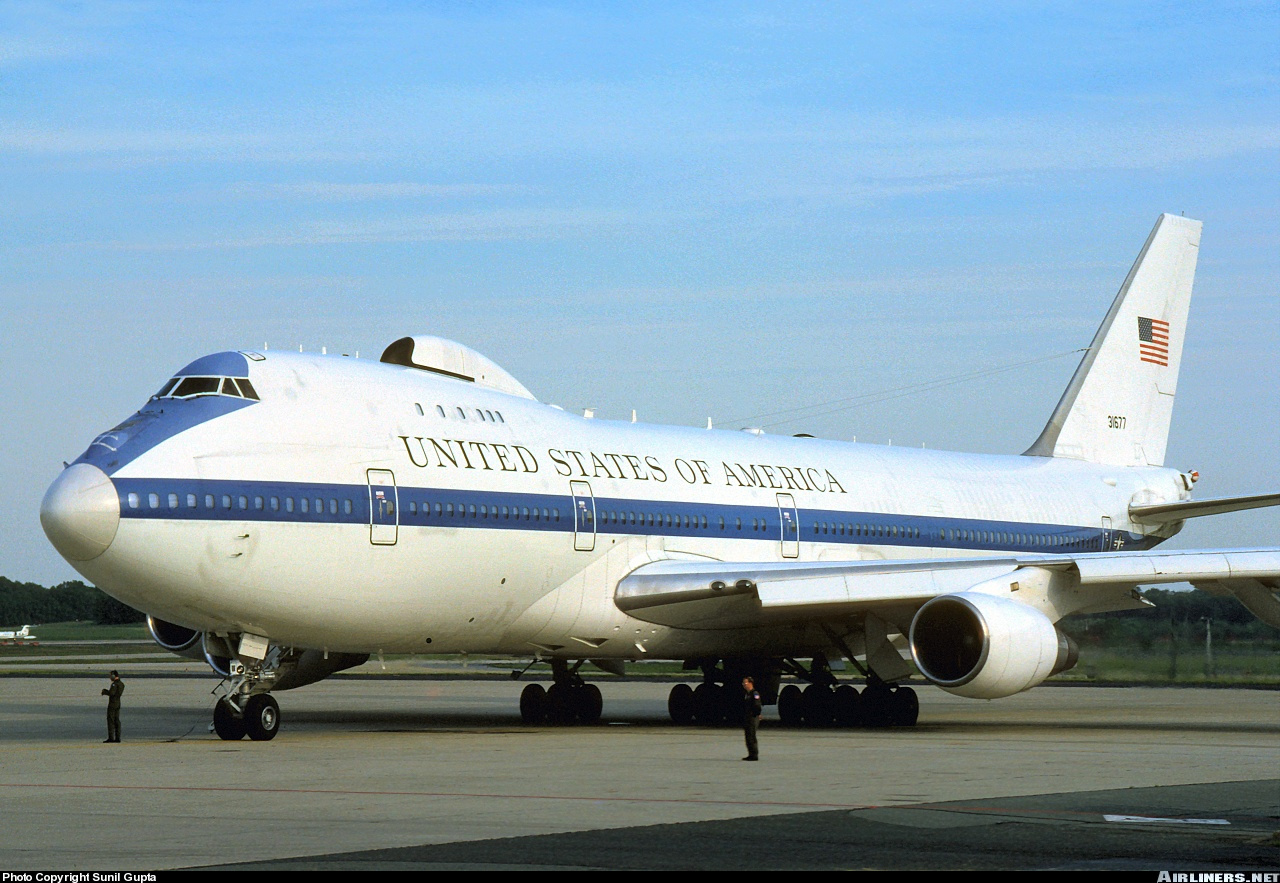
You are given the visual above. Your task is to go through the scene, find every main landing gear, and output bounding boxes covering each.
[518,659,603,725]
[665,655,920,729]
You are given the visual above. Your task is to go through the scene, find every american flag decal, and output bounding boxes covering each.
[1138,317,1170,366]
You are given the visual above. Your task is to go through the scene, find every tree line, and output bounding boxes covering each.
[0,576,145,625]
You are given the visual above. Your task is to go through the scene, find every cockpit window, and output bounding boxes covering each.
[156,375,261,401]
[172,377,221,398]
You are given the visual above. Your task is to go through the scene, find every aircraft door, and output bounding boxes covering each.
[571,480,596,552]
[777,493,800,559]
[367,469,399,546]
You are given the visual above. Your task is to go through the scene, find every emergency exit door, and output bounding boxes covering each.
[367,469,399,545]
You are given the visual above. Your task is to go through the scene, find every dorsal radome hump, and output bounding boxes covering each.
[380,336,537,400]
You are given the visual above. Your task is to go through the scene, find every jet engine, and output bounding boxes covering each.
[909,593,1078,699]
[146,615,204,660]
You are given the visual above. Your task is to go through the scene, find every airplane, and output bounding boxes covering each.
[39,213,1280,741]
[0,625,36,643]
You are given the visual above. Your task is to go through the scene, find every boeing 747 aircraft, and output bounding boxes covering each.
[40,214,1280,740]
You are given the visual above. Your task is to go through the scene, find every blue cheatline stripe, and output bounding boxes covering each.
[111,477,1154,553]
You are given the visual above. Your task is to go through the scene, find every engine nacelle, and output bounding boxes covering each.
[146,615,204,660]
[909,593,1078,699]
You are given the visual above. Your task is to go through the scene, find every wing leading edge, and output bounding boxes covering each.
[614,547,1280,631]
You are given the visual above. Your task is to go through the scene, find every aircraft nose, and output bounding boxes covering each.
[40,463,120,561]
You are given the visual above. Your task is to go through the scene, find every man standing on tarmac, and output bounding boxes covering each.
[102,670,124,743]
[742,676,762,761]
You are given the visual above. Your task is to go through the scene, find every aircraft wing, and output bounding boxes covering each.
[614,547,1280,630]
[1129,492,1280,524]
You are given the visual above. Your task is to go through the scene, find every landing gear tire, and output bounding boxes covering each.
[801,684,835,727]
[777,684,803,726]
[576,683,603,724]
[833,684,861,727]
[213,698,247,741]
[888,686,919,727]
[546,682,576,724]
[520,683,548,724]
[692,683,727,725]
[244,694,281,741]
[668,683,695,724]
[861,684,893,728]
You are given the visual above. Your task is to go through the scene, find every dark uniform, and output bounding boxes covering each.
[742,683,762,761]
[102,674,124,742]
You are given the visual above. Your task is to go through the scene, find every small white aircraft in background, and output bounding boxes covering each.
[40,213,1280,741]
[0,625,37,643]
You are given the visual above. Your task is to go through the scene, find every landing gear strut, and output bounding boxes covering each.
[518,659,603,725]
[212,650,283,741]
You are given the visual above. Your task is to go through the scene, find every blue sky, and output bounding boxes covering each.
[3,1,1277,585]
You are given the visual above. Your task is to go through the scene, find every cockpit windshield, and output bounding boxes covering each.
[152,375,260,401]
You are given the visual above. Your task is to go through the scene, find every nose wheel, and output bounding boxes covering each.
[212,693,281,741]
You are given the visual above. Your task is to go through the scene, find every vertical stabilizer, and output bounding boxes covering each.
[1025,214,1201,467]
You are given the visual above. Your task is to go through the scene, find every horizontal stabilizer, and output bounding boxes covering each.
[1129,492,1280,524]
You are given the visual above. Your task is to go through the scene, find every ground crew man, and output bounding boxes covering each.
[742,676,761,761]
[102,670,124,743]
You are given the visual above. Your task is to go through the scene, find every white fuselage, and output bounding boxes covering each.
[60,351,1186,660]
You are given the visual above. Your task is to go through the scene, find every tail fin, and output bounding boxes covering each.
[1025,213,1201,467]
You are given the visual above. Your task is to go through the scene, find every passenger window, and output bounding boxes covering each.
[221,495,232,509]
[300,498,309,514]
[468,504,476,517]
[187,493,197,508]
[329,499,338,515]
[718,516,725,530]
[168,493,179,509]
[437,405,446,418]
[285,497,294,513]
[409,501,417,515]
[148,493,159,509]
[479,504,487,517]
[270,497,279,511]
[478,410,487,421]
[127,493,139,509]
[446,503,454,517]
[314,497,323,514]
[521,507,530,519]
[457,407,466,419]
[237,496,247,510]
[415,403,424,416]
[496,411,504,423]
[435,502,443,516]
[205,494,215,509]
[254,496,264,510]
[542,508,550,520]
[532,508,540,521]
